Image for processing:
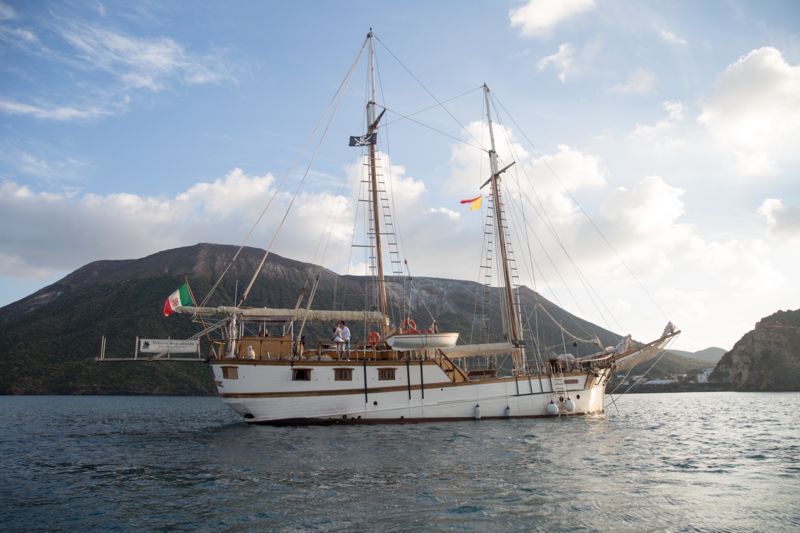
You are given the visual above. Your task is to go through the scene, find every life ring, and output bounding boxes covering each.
[400,318,417,334]
[367,331,381,346]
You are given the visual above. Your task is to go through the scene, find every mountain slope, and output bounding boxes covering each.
[625,349,710,379]
[0,243,631,395]
[668,347,726,366]
[711,309,800,391]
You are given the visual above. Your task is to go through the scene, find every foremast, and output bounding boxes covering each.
[366,30,389,338]
[483,83,526,374]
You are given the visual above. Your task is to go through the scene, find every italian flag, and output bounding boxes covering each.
[163,282,193,317]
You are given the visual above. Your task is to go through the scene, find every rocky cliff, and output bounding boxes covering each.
[711,309,800,391]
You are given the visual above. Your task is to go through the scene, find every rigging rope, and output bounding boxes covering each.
[490,94,622,333]
[196,35,369,313]
[382,86,483,128]
[491,93,670,323]
[605,335,677,408]
[373,33,483,148]
[381,106,486,151]
[238,35,367,306]
[534,302,603,347]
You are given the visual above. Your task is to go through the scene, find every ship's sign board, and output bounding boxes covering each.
[139,339,199,353]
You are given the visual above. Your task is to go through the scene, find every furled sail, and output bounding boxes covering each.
[440,342,515,359]
[179,306,389,325]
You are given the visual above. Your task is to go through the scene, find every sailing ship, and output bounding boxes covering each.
[103,31,679,423]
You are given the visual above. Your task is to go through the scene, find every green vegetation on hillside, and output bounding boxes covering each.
[0,243,625,395]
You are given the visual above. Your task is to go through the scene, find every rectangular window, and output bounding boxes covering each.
[564,378,579,384]
[221,366,238,380]
[334,368,353,381]
[292,368,312,381]
[378,368,396,381]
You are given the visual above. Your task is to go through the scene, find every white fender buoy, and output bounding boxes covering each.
[546,400,559,416]
[474,404,481,420]
[505,405,511,418]
[565,398,575,412]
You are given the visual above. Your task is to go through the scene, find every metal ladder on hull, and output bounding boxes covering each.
[551,374,568,414]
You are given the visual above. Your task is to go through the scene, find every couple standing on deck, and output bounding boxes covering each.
[333,321,351,359]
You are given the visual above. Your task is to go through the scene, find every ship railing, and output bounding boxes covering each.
[96,336,206,363]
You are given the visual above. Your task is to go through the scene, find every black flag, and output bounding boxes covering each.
[348,133,377,147]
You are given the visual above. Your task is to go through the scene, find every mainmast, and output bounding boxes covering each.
[367,31,389,337]
[483,84,526,373]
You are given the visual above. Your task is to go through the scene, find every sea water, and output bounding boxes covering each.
[1,392,798,532]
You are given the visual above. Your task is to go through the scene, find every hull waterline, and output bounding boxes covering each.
[211,359,609,424]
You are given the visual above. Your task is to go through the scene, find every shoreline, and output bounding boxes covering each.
[618,383,731,394]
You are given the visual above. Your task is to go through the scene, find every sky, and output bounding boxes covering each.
[0,0,798,352]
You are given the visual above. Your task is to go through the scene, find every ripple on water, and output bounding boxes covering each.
[1,392,799,532]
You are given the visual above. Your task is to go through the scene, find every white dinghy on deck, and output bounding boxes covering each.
[386,332,459,351]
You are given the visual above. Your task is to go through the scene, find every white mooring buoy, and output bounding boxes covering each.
[546,400,559,416]
[565,398,575,412]
[505,405,511,418]
[474,404,481,420]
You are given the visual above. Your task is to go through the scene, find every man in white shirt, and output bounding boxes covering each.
[339,321,351,360]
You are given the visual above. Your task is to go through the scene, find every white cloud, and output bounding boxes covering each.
[526,143,606,195]
[0,169,352,278]
[0,146,89,180]
[537,43,575,82]
[660,29,687,45]
[611,68,656,95]
[430,207,460,221]
[698,47,800,176]
[758,198,800,239]
[629,100,685,149]
[510,0,596,38]
[536,38,604,82]
[447,121,606,232]
[535,173,795,349]
[345,151,427,214]
[606,176,687,237]
[0,1,15,21]
[0,25,38,47]
[443,130,795,349]
[59,23,236,91]
[0,98,109,121]
[0,11,239,124]
[0,253,52,279]
[0,157,441,285]
[0,157,796,353]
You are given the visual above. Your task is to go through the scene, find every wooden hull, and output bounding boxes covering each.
[211,359,609,424]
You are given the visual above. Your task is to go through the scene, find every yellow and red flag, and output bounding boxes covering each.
[460,195,482,211]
